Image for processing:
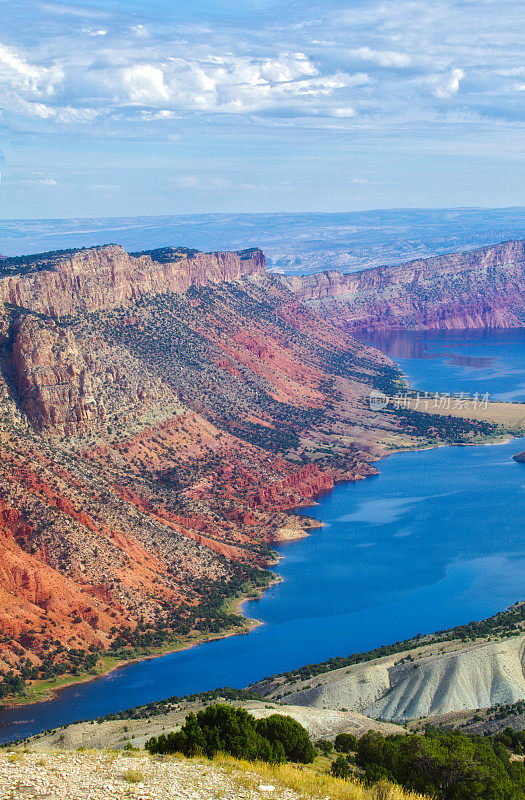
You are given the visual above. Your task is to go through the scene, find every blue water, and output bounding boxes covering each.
[358,328,525,402]
[0,331,524,742]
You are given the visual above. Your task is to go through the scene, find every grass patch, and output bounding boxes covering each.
[406,398,525,429]
[213,753,431,800]
[120,768,144,784]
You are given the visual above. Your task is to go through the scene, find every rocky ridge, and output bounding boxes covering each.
[0,245,266,318]
[283,238,525,331]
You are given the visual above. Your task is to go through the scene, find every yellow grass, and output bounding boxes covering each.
[406,398,525,428]
[213,754,432,800]
[119,768,144,783]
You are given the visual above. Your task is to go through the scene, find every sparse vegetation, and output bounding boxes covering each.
[0,748,432,800]
[120,767,144,783]
[215,752,430,800]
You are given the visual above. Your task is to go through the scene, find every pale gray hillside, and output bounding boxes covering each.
[257,635,525,722]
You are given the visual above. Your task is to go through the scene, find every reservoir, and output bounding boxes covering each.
[359,327,525,403]
[1,330,524,742]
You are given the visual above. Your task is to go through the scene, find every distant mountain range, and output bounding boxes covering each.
[0,207,524,274]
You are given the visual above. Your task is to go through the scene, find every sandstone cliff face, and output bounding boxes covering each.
[283,239,525,331]
[12,318,103,432]
[9,315,178,435]
[0,245,266,318]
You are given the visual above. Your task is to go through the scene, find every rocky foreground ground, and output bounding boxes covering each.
[0,751,300,800]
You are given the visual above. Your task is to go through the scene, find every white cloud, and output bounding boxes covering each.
[141,109,178,120]
[259,52,316,82]
[103,53,366,114]
[39,2,109,19]
[330,106,355,117]
[130,24,149,37]
[5,94,54,118]
[349,47,411,68]
[430,67,464,99]
[0,41,62,95]
[0,0,522,135]
[172,175,268,192]
[120,64,170,105]
[18,174,58,185]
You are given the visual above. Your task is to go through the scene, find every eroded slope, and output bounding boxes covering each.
[253,606,525,722]
[0,245,422,699]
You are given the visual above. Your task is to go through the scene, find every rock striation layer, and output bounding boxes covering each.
[283,238,525,331]
[0,245,266,318]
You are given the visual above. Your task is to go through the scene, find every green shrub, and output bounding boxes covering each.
[256,714,315,763]
[331,754,351,779]
[335,732,359,753]
[356,728,525,800]
[145,704,314,764]
[316,738,334,756]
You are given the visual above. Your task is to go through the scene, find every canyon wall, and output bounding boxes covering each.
[0,243,405,689]
[283,238,525,331]
[0,236,504,695]
[0,245,266,318]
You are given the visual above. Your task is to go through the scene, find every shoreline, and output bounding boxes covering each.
[0,576,280,711]
[273,514,325,542]
[2,424,523,713]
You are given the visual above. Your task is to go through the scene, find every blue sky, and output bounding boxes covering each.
[0,0,524,218]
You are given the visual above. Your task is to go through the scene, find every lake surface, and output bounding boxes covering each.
[358,328,525,402]
[1,330,524,743]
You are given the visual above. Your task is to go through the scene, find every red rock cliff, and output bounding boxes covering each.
[283,239,525,331]
[0,245,266,318]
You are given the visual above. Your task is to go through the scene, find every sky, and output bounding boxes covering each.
[0,0,524,218]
